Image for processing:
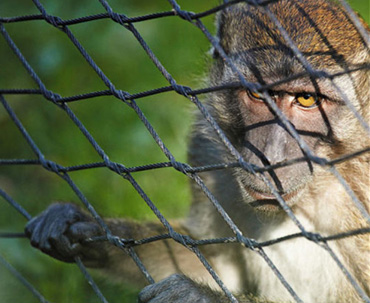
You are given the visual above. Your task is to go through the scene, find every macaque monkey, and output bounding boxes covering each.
[25,0,370,302]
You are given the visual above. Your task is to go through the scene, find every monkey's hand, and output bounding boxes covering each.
[25,203,106,265]
[138,274,223,303]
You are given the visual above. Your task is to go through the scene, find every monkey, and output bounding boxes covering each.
[25,0,370,302]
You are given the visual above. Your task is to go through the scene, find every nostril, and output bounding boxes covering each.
[263,136,288,165]
[265,148,287,165]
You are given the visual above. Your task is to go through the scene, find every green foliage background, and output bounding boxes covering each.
[0,1,368,302]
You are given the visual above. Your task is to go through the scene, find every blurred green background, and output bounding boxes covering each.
[0,1,368,302]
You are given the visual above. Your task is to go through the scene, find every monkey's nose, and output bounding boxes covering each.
[262,126,289,165]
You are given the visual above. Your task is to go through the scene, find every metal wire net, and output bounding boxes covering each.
[0,0,369,302]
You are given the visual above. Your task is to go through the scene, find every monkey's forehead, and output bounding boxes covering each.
[222,46,362,82]
[218,0,369,65]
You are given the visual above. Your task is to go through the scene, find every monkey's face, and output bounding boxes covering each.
[232,79,344,212]
[218,60,364,213]
[209,0,369,212]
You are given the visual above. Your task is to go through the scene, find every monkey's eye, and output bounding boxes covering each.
[247,90,264,100]
[295,93,319,108]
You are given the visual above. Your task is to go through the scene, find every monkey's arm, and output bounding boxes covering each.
[26,203,280,302]
[25,203,213,286]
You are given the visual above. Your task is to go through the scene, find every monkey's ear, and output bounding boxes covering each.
[212,4,242,59]
[211,7,231,59]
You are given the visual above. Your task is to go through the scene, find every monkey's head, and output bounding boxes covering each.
[207,0,369,212]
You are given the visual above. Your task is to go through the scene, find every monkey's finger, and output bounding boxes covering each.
[66,221,109,263]
[47,233,83,262]
[138,274,190,303]
[66,221,103,242]
[138,290,171,303]
[24,216,38,237]
[25,203,78,244]
[138,284,160,302]
[138,277,173,302]
[25,216,43,247]
[26,219,77,262]
[26,214,64,250]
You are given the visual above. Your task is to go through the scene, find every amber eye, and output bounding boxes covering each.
[248,90,264,100]
[296,93,318,108]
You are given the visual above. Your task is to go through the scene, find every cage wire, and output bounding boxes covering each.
[0,0,369,302]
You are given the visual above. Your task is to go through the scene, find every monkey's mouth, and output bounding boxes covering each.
[244,186,299,212]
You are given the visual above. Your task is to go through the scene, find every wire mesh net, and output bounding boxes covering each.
[0,0,369,302]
